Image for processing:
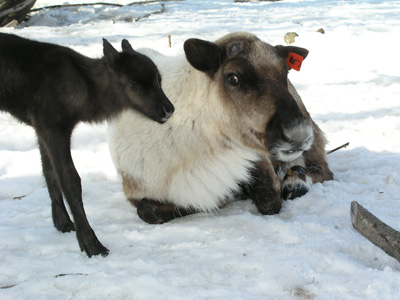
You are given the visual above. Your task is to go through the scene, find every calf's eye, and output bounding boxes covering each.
[129,80,140,90]
[227,73,240,87]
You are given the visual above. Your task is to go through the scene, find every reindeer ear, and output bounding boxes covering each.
[103,38,119,64]
[184,38,222,75]
[121,39,136,54]
[276,45,309,71]
[276,45,309,60]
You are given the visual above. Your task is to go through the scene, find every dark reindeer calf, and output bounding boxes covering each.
[0,33,174,257]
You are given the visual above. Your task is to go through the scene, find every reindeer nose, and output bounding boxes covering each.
[273,117,314,162]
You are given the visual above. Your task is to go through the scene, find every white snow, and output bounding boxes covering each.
[1,0,400,299]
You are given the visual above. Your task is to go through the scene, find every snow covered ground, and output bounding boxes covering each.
[1,0,400,299]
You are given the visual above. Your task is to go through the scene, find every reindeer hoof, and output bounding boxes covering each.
[256,198,282,215]
[281,166,313,200]
[137,199,176,224]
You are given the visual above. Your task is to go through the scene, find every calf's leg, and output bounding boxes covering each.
[39,140,75,233]
[35,124,109,257]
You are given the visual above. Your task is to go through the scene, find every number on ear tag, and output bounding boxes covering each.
[287,52,304,71]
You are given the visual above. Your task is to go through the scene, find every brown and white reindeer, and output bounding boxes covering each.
[107,32,333,224]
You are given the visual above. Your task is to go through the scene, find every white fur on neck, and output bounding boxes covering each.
[166,147,259,211]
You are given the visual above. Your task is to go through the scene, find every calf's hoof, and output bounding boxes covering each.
[52,204,76,233]
[77,228,109,257]
[54,218,75,233]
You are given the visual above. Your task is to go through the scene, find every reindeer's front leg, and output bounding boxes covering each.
[245,159,282,215]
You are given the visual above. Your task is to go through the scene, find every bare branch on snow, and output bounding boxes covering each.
[327,142,349,155]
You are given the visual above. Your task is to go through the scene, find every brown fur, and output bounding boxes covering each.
[277,83,333,183]
[108,32,332,224]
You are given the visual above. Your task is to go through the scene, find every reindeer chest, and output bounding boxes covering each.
[157,145,260,210]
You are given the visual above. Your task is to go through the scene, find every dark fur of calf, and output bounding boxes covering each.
[0,33,174,257]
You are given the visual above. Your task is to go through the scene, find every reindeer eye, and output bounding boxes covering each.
[227,73,240,87]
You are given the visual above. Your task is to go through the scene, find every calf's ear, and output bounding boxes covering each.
[103,38,119,64]
[184,38,221,75]
[121,39,136,54]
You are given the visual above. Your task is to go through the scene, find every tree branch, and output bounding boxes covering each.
[134,3,164,21]
[327,142,349,155]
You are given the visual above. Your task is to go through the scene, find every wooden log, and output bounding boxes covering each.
[351,201,400,263]
[30,0,185,13]
[30,2,124,12]
[0,0,36,27]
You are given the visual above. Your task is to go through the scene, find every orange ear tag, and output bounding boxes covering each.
[287,52,304,71]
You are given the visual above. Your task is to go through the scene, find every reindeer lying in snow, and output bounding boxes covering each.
[0,33,174,257]
[108,32,333,224]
